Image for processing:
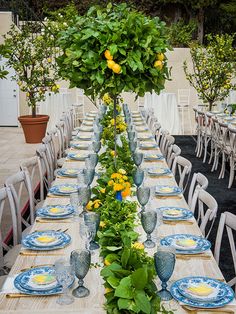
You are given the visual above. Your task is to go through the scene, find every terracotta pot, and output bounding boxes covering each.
[18,115,49,143]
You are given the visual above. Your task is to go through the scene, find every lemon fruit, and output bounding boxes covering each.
[112,63,121,74]
[36,236,56,243]
[154,60,163,70]
[107,60,115,69]
[187,283,214,296]
[104,50,113,60]
[157,53,165,61]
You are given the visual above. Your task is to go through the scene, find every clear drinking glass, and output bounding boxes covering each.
[78,186,91,216]
[84,212,100,250]
[79,221,93,250]
[137,186,150,213]
[154,246,176,301]
[70,193,82,221]
[54,261,74,305]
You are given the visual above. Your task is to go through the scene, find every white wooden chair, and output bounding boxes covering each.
[228,125,236,188]
[20,156,44,204]
[36,145,53,190]
[0,187,21,279]
[177,89,192,134]
[214,211,236,292]
[41,136,55,183]
[171,155,192,192]
[190,187,218,238]
[157,129,169,151]
[4,170,35,240]
[187,172,208,208]
[162,135,175,158]
[218,121,231,180]
[166,144,181,169]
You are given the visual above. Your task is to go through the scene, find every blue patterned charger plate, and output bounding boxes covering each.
[138,135,154,141]
[174,277,229,303]
[70,142,90,150]
[49,184,78,196]
[36,205,74,219]
[57,168,81,178]
[76,134,92,141]
[144,154,163,161]
[14,266,74,295]
[67,153,88,161]
[155,185,182,196]
[170,277,234,309]
[22,230,71,250]
[148,168,171,176]
[160,234,211,254]
[157,207,193,221]
[139,142,158,149]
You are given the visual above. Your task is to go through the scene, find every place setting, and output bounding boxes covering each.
[76,134,93,141]
[147,167,172,178]
[155,185,183,199]
[48,184,78,197]
[66,152,89,161]
[36,205,74,222]
[57,168,82,178]
[139,141,159,150]
[144,153,164,162]
[70,141,91,150]
[156,206,194,225]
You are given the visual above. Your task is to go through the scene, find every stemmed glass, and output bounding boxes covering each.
[84,212,100,250]
[91,141,101,153]
[128,131,136,141]
[133,151,143,167]
[141,210,157,248]
[129,141,137,153]
[79,221,93,250]
[137,186,150,213]
[85,153,98,169]
[133,168,144,187]
[154,246,176,301]
[54,260,75,305]
[83,168,95,186]
[70,249,91,298]
[70,192,82,221]
[78,186,91,216]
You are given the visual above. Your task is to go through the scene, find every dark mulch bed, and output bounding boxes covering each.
[175,136,236,283]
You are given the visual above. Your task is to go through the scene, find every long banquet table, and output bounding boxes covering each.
[0,111,235,314]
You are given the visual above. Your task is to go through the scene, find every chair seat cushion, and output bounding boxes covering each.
[4,244,21,269]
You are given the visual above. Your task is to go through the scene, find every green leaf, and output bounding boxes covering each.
[107,276,120,288]
[114,276,133,299]
[101,263,122,277]
[121,248,130,268]
[131,267,148,290]
[106,246,122,251]
[109,44,118,56]
[134,290,151,314]
[117,298,139,312]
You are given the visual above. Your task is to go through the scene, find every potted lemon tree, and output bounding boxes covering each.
[0,24,59,143]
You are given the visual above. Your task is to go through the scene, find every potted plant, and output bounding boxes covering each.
[0,23,59,143]
[184,34,236,111]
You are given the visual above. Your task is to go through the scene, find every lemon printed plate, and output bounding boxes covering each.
[157,207,193,221]
[67,153,88,161]
[36,205,74,219]
[49,184,78,196]
[148,168,171,176]
[14,266,74,295]
[155,185,182,196]
[22,230,71,251]
[57,168,81,178]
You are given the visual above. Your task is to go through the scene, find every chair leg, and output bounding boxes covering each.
[211,148,218,172]
[218,152,225,179]
[228,158,235,188]
[203,137,208,163]
[209,140,214,164]
[187,107,193,134]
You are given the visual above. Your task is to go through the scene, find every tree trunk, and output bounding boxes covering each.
[32,105,36,118]
[208,101,214,111]
[197,8,204,44]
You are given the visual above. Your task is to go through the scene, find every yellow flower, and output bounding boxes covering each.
[104,259,111,266]
[86,201,93,210]
[123,175,128,181]
[100,221,106,228]
[108,180,114,186]
[122,187,131,198]
[26,92,30,97]
[105,287,113,294]
[100,188,106,193]
[93,199,101,209]
[113,183,124,191]
[132,242,145,250]
[47,57,52,63]
[110,118,115,125]
[118,169,126,175]
[111,173,121,179]
[110,151,116,157]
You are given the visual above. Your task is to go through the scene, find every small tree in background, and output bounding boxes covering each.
[183,34,236,111]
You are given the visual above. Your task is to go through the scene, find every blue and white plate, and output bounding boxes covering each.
[76,135,92,141]
[36,205,74,219]
[78,127,93,132]
[14,266,74,295]
[144,154,164,161]
[170,277,234,309]
[224,116,234,121]
[216,113,227,117]
[148,168,172,176]
[160,234,211,254]
[157,207,193,221]
[22,230,71,250]
[174,277,229,303]
[134,121,145,126]
[67,153,88,161]
[49,184,78,196]
[136,127,149,132]
[155,185,182,196]
[138,135,154,141]
[57,168,81,178]
[70,142,90,150]
[139,142,158,149]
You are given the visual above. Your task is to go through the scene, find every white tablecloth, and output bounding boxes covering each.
[144,92,180,135]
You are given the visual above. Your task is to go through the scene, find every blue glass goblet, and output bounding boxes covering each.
[84,168,95,186]
[91,141,101,153]
[78,186,91,216]
[141,210,157,248]
[137,186,150,213]
[84,212,100,250]
[133,151,144,166]
[70,249,91,298]
[133,168,144,187]
[129,141,137,153]
[154,246,176,301]
[85,153,98,169]
[128,131,136,141]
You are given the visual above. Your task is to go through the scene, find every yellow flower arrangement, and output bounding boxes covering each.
[86,199,102,210]
[109,171,131,197]
[132,242,145,250]
[102,93,112,105]
[109,116,127,134]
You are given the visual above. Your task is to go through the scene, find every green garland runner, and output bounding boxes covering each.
[89,103,173,314]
